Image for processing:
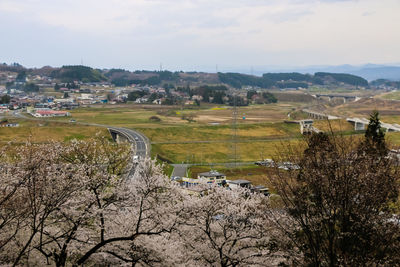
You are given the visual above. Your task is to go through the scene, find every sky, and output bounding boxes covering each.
[0,0,400,71]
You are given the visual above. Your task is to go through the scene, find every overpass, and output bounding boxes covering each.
[346,118,400,132]
[108,127,151,159]
[314,94,359,103]
[299,119,321,134]
[302,109,340,120]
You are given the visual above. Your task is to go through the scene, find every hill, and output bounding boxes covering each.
[50,65,106,83]
[217,72,367,89]
[0,63,384,88]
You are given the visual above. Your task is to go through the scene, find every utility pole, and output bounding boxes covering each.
[231,93,238,168]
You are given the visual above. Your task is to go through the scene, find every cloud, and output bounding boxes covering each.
[0,0,399,68]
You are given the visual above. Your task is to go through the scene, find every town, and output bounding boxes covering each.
[1,0,400,265]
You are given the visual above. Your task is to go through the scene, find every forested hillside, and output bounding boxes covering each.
[0,63,372,89]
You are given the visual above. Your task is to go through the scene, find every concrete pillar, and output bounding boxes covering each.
[355,122,365,131]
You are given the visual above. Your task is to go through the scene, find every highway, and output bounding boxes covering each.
[9,111,151,160]
[107,127,150,159]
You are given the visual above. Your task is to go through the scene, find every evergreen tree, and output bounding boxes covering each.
[0,94,11,104]
[365,110,386,152]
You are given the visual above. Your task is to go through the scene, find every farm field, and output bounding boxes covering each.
[0,119,107,143]
[4,95,400,163]
[376,90,400,101]
[313,119,354,132]
[140,122,300,143]
[52,102,303,126]
[152,139,302,163]
[327,98,400,118]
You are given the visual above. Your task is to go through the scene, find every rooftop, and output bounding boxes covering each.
[229,179,252,185]
[198,170,226,177]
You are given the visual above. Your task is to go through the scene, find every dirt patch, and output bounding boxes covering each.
[328,98,400,117]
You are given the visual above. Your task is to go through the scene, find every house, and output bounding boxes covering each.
[251,185,270,196]
[192,95,203,101]
[79,94,94,100]
[228,179,252,189]
[197,170,226,185]
[0,105,9,113]
[135,97,148,104]
[181,177,200,187]
[0,121,19,127]
[32,109,71,117]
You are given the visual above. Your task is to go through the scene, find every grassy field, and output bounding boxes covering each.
[152,139,302,163]
[140,122,300,143]
[377,91,400,101]
[189,165,274,187]
[313,119,355,132]
[0,119,107,143]
[6,97,397,164]
[44,103,307,163]
[54,103,302,126]
[1,101,364,163]
[328,98,400,118]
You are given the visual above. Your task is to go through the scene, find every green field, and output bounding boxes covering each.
[2,103,307,163]
[51,103,303,126]
[5,97,398,163]
[152,139,301,163]
[378,91,400,101]
[0,119,108,143]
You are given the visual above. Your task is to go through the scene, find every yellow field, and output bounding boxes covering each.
[139,122,300,143]
[313,119,354,132]
[0,120,107,143]
[52,103,303,127]
[152,139,302,163]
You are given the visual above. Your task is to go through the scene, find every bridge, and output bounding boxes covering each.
[302,109,340,120]
[299,119,321,134]
[314,94,359,103]
[346,118,400,132]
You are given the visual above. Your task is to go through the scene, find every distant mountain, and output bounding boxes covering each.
[226,64,400,81]
[349,66,400,81]
[2,62,400,86]
[217,72,368,89]
[246,64,400,81]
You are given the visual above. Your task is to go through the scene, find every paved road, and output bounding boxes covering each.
[108,127,150,159]
[10,111,151,159]
[171,164,190,177]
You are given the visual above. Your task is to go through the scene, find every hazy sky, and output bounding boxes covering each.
[0,0,399,71]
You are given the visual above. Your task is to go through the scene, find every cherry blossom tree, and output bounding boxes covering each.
[176,187,288,267]
[0,137,291,266]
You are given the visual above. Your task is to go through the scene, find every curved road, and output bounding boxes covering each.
[107,127,150,159]
[10,111,151,159]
